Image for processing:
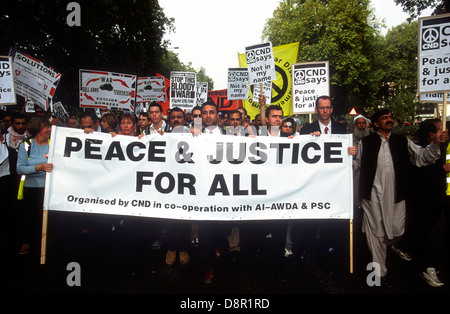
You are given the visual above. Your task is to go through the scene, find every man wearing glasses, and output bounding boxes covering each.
[188,106,202,129]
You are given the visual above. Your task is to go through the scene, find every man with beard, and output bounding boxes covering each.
[354,108,442,286]
[2,112,29,255]
[352,115,371,208]
[163,107,191,266]
[351,114,371,270]
[353,115,371,146]
[226,110,244,136]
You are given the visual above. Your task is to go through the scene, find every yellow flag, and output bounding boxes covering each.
[238,42,299,119]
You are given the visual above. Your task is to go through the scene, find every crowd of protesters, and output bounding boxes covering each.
[0,97,449,288]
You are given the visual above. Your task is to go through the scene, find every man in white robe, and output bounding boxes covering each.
[353,109,442,282]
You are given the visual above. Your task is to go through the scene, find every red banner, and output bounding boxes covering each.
[156,73,170,115]
[207,89,241,112]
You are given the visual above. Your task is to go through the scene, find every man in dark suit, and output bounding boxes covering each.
[295,95,353,274]
[191,101,231,284]
[300,95,347,135]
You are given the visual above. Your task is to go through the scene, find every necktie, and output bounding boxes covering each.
[324,127,329,134]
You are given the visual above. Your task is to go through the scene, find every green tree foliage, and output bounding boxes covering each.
[394,0,450,19]
[0,0,214,114]
[378,21,421,123]
[262,0,448,123]
[1,0,174,111]
[262,0,384,116]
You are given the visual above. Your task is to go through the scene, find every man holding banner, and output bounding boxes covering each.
[300,96,347,136]
[148,102,166,135]
[294,96,353,274]
[243,100,289,281]
[193,101,230,284]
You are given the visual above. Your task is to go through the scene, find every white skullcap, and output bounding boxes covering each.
[353,114,371,124]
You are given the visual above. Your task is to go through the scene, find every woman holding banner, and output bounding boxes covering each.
[16,117,53,264]
[118,113,138,137]
[100,112,119,133]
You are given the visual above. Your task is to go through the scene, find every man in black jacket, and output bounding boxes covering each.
[300,95,347,135]
[354,109,442,285]
[406,118,448,287]
[296,96,351,274]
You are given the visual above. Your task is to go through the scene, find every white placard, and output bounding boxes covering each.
[252,81,272,104]
[418,14,450,94]
[79,69,136,111]
[170,71,197,110]
[9,48,61,109]
[136,76,165,103]
[0,56,16,105]
[227,68,249,100]
[195,82,208,105]
[292,62,330,114]
[245,42,276,85]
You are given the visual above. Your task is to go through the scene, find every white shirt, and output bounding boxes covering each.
[149,120,166,134]
[0,136,9,177]
[354,132,441,239]
[318,121,331,134]
[203,125,223,135]
[258,126,280,137]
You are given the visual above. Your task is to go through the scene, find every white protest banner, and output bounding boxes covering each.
[170,71,197,110]
[292,62,330,114]
[227,68,249,100]
[418,14,450,94]
[45,127,353,221]
[9,48,61,110]
[0,56,16,105]
[245,42,276,85]
[79,69,136,111]
[136,76,165,103]
[195,82,208,105]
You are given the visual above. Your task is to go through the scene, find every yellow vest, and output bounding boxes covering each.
[17,138,50,200]
[446,142,450,196]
